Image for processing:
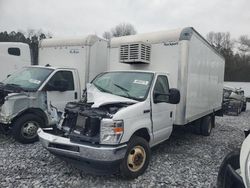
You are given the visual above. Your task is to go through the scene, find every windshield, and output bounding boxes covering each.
[2,67,54,91]
[92,72,154,101]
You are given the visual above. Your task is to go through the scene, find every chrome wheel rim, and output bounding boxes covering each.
[21,121,39,139]
[127,145,146,172]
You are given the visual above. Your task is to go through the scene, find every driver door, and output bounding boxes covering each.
[43,70,79,112]
[151,74,174,144]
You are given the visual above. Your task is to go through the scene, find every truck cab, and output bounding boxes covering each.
[38,70,180,178]
[0,65,81,143]
[0,42,31,81]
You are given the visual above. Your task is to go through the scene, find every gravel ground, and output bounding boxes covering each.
[1,107,250,188]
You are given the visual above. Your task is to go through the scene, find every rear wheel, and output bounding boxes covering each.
[211,114,215,128]
[236,106,240,116]
[193,118,202,135]
[201,115,213,136]
[12,113,44,144]
[242,102,247,112]
[120,136,151,179]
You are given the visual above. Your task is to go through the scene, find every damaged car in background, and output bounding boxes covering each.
[223,86,247,116]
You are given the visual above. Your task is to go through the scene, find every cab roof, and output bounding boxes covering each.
[25,65,77,71]
[103,70,169,75]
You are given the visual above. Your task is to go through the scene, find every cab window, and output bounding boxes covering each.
[46,71,74,91]
[8,47,20,56]
[153,75,169,103]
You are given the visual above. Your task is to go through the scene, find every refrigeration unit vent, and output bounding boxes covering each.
[120,42,151,64]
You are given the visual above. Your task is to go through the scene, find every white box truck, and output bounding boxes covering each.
[0,42,31,81]
[0,35,108,143]
[38,27,225,178]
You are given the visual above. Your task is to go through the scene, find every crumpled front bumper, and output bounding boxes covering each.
[37,128,127,174]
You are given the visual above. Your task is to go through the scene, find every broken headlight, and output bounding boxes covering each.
[100,119,124,145]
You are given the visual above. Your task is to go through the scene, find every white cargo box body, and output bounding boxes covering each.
[0,42,31,81]
[39,35,108,89]
[109,27,225,125]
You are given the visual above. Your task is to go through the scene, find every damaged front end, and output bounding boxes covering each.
[0,83,29,124]
[38,100,134,174]
[56,101,130,145]
[0,87,57,126]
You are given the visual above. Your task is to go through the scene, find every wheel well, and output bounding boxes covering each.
[12,108,48,127]
[132,128,150,142]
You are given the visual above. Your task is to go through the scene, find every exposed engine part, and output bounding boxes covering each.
[61,101,129,144]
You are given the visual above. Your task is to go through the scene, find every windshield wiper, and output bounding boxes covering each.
[113,83,129,92]
[113,83,134,98]
[113,84,143,101]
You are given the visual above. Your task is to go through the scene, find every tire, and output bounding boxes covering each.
[193,119,202,135]
[242,102,247,112]
[211,114,215,128]
[120,136,151,179]
[12,113,44,144]
[200,115,212,136]
[238,105,241,114]
[217,149,244,188]
[236,107,240,116]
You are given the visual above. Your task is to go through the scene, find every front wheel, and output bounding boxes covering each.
[120,136,151,179]
[12,113,44,144]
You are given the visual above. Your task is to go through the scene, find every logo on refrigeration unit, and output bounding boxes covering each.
[69,49,79,54]
[164,41,178,46]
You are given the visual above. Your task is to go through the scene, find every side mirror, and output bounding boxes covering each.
[169,88,180,104]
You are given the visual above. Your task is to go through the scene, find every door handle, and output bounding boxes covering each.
[74,92,78,99]
[170,111,173,118]
[143,109,151,113]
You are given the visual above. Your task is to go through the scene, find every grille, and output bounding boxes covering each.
[120,42,151,64]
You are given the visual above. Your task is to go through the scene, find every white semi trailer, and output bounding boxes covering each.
[0,35,108,143]
[0,42,31,81]
[38,27,225,178]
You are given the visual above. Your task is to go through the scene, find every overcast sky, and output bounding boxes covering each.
[0,0,249,39]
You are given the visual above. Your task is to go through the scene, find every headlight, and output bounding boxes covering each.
[245,153,250,187]
[100,119,124,145]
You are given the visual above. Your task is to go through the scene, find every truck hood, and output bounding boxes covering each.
[87,84,138,108]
